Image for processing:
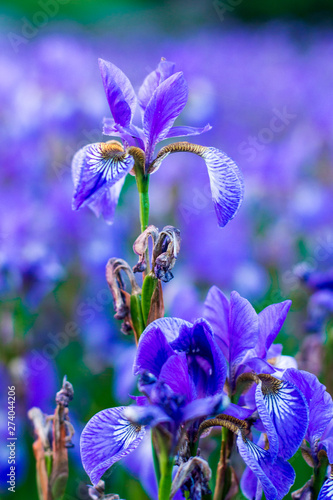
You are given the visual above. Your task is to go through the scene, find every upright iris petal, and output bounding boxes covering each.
[138,59,176,112]
[203,288,259,386]
[200,148,244,227]
[254,300,292,359]
[283,368,333,451]
[143,72,188,161]
[72,142,134,212]
[80,406,146,485]
[98,58,137,128]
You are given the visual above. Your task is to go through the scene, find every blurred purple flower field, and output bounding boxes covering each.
[1,14,333,500]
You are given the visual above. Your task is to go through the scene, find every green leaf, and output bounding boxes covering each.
[141,274,158,324]
[130,294,145,339]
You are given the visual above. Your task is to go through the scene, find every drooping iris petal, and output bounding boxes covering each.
[254,301,291,359]
[283,368,333,450]
[98,58,136,127]
[122,431,158,500]
[170,318,227,397]
[72,142,134,211]
[320,421,333,463]
[228,291,259,383]
[257,375,309,459]
[237,434,295,500]
[80,407,146,485]
[143,72,188,160]
[138,59,176,112]
[87,177,125,225]
[255,383,279,459]
[134,323,175,377]
[200,147,244,227]
[240,466,260,500]
[203,286,230,360]
[318,478,333,500]
[164,124,212,139]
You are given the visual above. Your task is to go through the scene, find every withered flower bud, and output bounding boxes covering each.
[170,455,212,500]
[106,258,142,336]
[56,376,74,407]
[88,480,125,500]
[132,225,159,273]
[28,377,74,500]
[152,226,181,283]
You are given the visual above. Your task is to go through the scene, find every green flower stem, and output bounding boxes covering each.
[135,169,150,233]
[134,167,150,274]
[313,458,329,499]
[213,426,231,500]
[152,438,161,485]
[158,454,174,500]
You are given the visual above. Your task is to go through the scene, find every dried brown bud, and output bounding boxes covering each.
[132,225,159,273]
[152,226,181,282]
[55,376,74,407]
[28,378,74,500]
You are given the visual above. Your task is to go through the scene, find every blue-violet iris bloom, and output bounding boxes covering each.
[71,59,244,226]
[80,317,227,485]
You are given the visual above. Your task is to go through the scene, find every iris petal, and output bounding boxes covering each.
[72,142,134,211]
[254,301,291,359]
[134,323,175,377]
[203,286,230,360]
[283,368,333,451]
[98,58,136,128]
[86,177,125,225]
[138,59,176,112]
[80,406,146,485]
[201,147,244,227]
[237,434,295,500]
[229,291,259,383]
[159,352,196,402]
[169,318,227,397]
[164,124,212,139]
[143,72,188,161]
[257,376,309,459]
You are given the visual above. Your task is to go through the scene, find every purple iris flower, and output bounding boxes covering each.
[282,369,333,500]
[71,59,244,226]
[239,368,333,500]
[80,317,227,485]
[203,286,293,390]
[203,287,309,481]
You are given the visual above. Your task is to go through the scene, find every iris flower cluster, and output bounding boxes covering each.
[72,59,333,500]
